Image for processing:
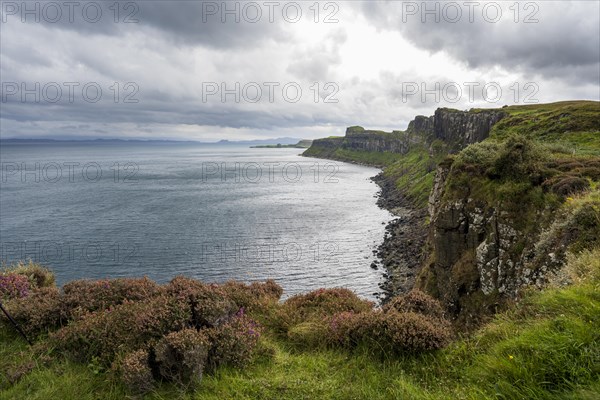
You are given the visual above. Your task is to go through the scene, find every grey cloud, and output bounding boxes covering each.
[1,0,290,48]
[287,28,347,82]
[358,1,600,84]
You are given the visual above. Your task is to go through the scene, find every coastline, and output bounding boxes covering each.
[371,172,427,302]
[301,152,427,302]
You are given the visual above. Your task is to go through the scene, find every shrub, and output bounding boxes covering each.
[383,290,446,320]
[328,310,451,356]
[62,277,161,317]
[205,309,262,370]
[453,141,500,172]
[119,349,154,394]
[1,287,64,336]
[279,288,373,330]
[154,328,210,386]
[165,276,237,328]
[0,274,30,300]
[551,176,590,197]
[490,135,548,181]
[326,311,358,347]
[222,280,283,313]
[1,261,55,289]
[49,294,191,364]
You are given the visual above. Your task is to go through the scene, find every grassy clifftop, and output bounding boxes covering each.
[489,101,600,153]
[303,101,600,210]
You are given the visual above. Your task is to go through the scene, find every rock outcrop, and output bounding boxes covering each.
[303,108,507,160]
[432,109,506,152]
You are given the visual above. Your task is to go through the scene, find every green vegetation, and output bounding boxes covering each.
[2,248,599,399]
[329,148,404,167]
[385,146,442,208]
[489,101,600,154]
[250,140,312,149]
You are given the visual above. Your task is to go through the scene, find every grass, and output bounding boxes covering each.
[329,148,404,167]
[2,248,599,399]
[384,146,442,209]
[489,101,600,155]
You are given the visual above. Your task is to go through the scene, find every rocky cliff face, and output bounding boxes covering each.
[432,109,506,152]
[304,126,413,159]
[304,108,507,160]
[419,149,600,329]
[343,127,413,154]
[422,164,548,321]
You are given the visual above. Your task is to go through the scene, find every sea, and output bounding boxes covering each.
[0,142,393,300]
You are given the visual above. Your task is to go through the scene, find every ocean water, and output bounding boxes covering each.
[0,143,392,300]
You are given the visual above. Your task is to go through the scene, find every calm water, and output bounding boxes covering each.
[0,143,392,300]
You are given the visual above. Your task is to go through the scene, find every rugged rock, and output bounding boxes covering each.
[432,109,506,152]
[303,108,506,161]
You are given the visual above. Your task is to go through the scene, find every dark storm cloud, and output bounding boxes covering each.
[0,0,288,48]
[359,1,600,84]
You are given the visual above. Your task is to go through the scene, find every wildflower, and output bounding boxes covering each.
[0,274,30,300]
[508,355,514,360]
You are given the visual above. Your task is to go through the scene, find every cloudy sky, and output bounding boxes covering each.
[1,0,598,141]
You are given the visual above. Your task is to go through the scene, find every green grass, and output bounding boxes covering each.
[385,147,441,208]
[3,249,599,399]
[330,148,404,167]
[489,101,600,155]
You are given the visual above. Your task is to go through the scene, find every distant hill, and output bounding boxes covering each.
[0,137,304,146]
[250,139,313,149]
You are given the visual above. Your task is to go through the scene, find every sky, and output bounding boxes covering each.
[1,0,599,141]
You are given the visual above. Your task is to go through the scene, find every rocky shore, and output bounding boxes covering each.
[371,172,428,302]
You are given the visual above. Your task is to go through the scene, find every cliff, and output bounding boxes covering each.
[304,101,600,328]
[304,108,507,164]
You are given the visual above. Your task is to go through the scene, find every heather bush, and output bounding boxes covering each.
[49,294,191,364]
[1,261,55,289]
[0,274,30,300]
[205,309,262,370]
[165,276,237,328]
[154,328,210,386]
[277,288,374,332]
[118,349,154,394]
[327,310,451,356]
[1,287,65,336]
[222,279,283,313]
[62,277,161,317]
[383,290,446,320]
[550,176,590,197]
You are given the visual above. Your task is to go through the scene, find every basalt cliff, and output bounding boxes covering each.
[303,101,600,328]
